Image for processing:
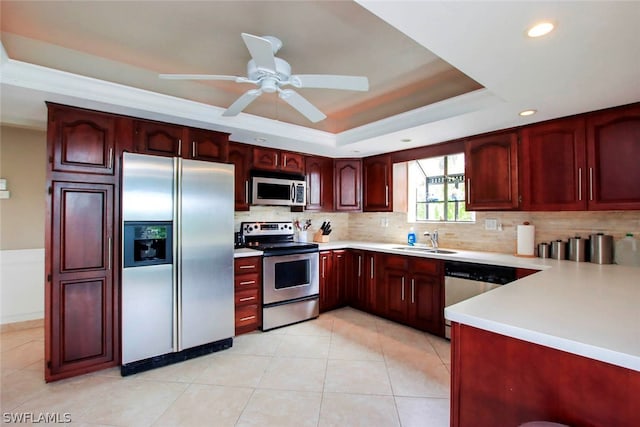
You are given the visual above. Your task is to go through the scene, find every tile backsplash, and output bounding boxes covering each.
[236,207,639,254]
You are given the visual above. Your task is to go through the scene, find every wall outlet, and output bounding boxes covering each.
[485,218,498,231]
[380,217,389,228]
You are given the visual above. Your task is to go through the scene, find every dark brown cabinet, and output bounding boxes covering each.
[586,103,640,210]
[45,104,121,382]
[134,120,186,157]
[188,128,229,162]
[378,254,444,336]
[363,154,392,212]
[319,250,348,312]
[520,117,587,210]
[465,132,519,210]
[253,147,304,174]
[334,159,362,211]
[47,182,117,381]
[305,156,334,211]
[228,142,253,211]
[347,250,378,313]
[234,256,262,335]
[48,105,117,176]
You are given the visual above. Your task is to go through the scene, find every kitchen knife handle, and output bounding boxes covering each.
[578,168,582,201]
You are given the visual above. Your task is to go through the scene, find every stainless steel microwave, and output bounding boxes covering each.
[251,174,306,206]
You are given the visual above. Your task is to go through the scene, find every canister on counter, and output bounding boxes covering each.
[550,240,567,260]
[568,236,588,262]
[590,233,613,264]
[538,243,550,258]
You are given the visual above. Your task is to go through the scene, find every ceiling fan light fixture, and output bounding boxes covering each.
[527,21,555,38]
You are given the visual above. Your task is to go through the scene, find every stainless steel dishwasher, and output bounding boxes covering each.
[444,261,517,339]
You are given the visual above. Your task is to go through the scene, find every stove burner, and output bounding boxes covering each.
[241,221,319,255]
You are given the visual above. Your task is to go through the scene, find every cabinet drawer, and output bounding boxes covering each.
[234,257,261,275]
[412,258,441,274]
[235,288,259,306]
[385,255,410,270]
[234,273,260,290]
[235,305,259,327]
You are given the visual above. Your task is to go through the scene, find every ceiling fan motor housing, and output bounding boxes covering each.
[247,58,291,91]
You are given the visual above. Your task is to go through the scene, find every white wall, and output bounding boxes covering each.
[0,249,44,323]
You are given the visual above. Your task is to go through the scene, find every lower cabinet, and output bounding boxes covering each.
[378,254,444,336]
[346,250,378,313]
[319,250,348,312]
[234,256,262,335]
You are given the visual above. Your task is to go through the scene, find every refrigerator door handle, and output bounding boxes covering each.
[173,157,181,353]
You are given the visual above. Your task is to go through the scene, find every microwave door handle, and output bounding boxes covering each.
[291,183,295,202]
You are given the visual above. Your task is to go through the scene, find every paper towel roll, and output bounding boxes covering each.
[516,224,535,256]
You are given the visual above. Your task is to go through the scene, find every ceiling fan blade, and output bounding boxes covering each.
[241,33,277,72]
[222,89,262,117]
[278,89,326,123]
[289,74,369,91]
[160,74,238,81]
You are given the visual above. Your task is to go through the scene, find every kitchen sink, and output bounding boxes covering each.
[392,246,457,254]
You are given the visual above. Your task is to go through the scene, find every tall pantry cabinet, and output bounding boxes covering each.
[45,103,122,381]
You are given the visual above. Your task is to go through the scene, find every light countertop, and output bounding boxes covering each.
[235,240,640,371]
[233,248,263,258]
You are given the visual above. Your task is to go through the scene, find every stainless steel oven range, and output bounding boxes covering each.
[241,221,319,331]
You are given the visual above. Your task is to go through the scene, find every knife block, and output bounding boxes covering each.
[313,230,330,243]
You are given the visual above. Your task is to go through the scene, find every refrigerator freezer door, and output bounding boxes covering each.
[122,153,174,221]
[122,264,174,363]
[179,159,235,350]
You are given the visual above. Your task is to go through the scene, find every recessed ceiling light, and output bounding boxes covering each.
[527,22,555,38]
[401,138,412,143]
[519,109,537,117]
[254,137,267,143]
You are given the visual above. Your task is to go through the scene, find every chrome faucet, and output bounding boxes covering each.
[423,230,439,249]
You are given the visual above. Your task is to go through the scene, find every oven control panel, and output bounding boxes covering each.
[241,221,295,236]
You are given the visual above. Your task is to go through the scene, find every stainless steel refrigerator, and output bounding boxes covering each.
[121,152,234,375]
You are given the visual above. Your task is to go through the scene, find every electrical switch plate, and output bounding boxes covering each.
[485,218,498,231]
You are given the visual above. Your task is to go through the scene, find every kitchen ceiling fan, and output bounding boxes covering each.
[159,33,369,123]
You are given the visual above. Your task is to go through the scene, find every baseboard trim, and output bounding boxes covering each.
[0,318,44,333]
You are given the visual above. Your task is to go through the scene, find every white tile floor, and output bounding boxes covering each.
[0,307,451,426]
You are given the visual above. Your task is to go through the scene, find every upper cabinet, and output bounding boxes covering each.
[363,154,392,212]
[228,142,253,212]
[188,128,229,162]
[305,156,334,211]
[47,105,118,176]
[586,104,640,210]
[465,132,519,210]
[253,147,304,174]
[134,120,186,157]
[334,159,362,211]
[520,117,587,211]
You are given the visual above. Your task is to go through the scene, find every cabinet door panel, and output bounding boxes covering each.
[334,159,362,211]
[61,278,108,363]
[48,181,115,381]
[520,118,587,210]
[53,183,112,274]
[383,268,407,321]
[281,152,304,174]
[189,128,229,162]
[253,147,279,171]
[587,105,640,209]
[465,132,519,210]
[411,273,443,335]
[228,143,252,211]
[305,156,334,211]
[50,108,116,175]
[363,155,392,212]
[135,120,183,157]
